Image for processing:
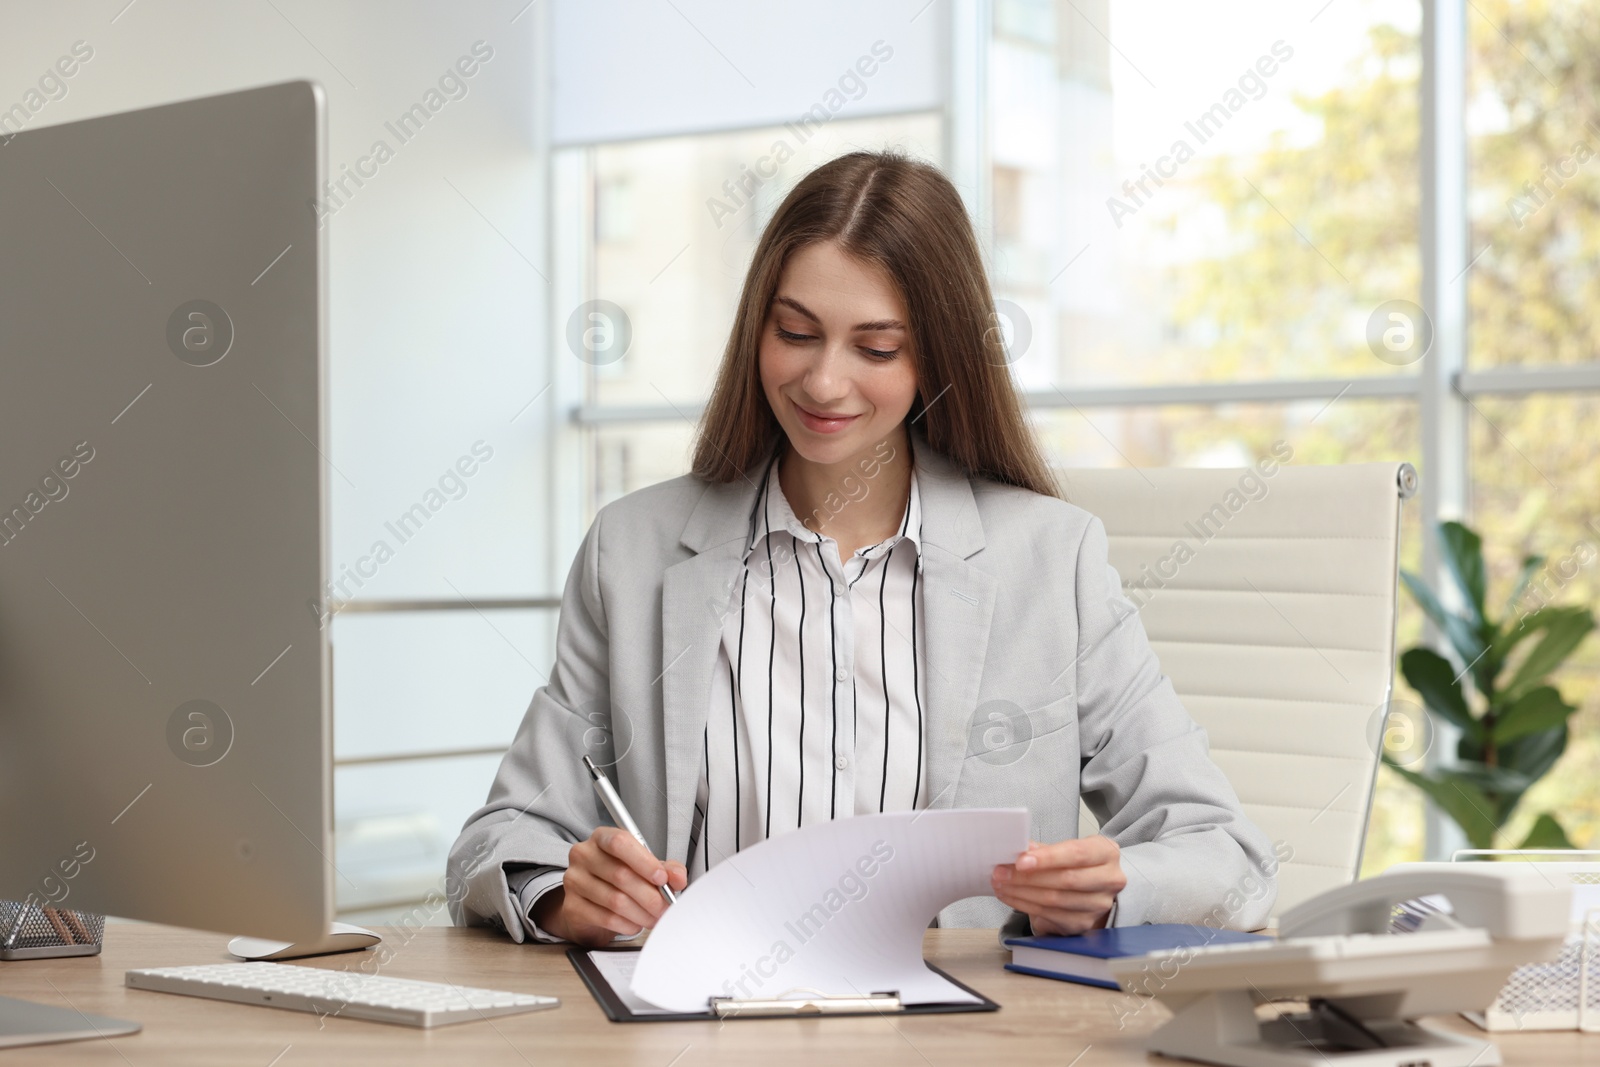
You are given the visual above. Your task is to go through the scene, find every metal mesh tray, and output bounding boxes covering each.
[1,900,105,960]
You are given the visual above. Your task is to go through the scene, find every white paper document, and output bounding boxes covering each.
[629,808,1030,1013]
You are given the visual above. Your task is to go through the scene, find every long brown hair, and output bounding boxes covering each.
[689,150,1061,499]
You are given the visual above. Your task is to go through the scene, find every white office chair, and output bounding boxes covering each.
[1060,461,1418,917]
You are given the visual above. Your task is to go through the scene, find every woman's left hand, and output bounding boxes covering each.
[991,835,1127,935]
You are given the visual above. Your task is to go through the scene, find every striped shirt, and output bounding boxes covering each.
[686,441,928,881]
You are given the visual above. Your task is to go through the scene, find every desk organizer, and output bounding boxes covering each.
[1453,851,1600,1032]
[0,899,105,960]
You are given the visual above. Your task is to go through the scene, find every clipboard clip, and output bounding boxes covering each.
[709,988,903,1018]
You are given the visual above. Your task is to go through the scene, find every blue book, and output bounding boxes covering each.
[1004,924,1270,990]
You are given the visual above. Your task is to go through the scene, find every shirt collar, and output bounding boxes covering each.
[745,440,924,572]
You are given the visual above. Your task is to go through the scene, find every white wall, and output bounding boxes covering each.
[551,0,944,145]
[1,0,555,915]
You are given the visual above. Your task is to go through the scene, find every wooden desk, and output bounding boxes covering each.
[0,924,1590,1065]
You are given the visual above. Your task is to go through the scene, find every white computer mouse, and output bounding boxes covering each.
[227,922,382,961]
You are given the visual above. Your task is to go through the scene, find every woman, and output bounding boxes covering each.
[448,151,1277,948]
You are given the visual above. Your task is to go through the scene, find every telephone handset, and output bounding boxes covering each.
[1279,861,1568,942]
[1107,863,1572,1067]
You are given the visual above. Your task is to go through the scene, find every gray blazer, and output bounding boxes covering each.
[448,426,1278,940]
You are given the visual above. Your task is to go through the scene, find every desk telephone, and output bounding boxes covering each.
[1107,862,1571,1067]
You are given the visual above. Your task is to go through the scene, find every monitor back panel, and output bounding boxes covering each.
[0,80,331,943]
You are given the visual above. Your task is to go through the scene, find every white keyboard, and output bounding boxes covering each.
[126,961,559,1028]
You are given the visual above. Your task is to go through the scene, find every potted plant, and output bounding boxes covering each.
[1388,520,1594,849]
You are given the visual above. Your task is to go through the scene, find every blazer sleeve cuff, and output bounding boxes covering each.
[507,866,569,944]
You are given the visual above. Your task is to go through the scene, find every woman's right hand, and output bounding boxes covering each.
[530,826,688,947]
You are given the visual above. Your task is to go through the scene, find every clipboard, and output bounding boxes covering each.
[568,947,1000,1022]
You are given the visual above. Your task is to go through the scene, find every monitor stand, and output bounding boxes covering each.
[0,996,140,1050]
[227,921,382,961]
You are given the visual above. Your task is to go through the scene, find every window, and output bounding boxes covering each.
[1032,397,1417,471]
[1467,0,1600,370]
[1460,0,1600,855]
[1468,394,1600,848]
[990,0,1422,390]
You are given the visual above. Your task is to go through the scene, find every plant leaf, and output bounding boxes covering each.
[1400,570,1486,672]
[1498,723,1569,783]
[1446,763,1534,797]
[1503,553,1547,617]
[1439,521,1487,628]
[1516,813,1574,850]
[1491,685,1576,745]
[1385,761,1500,848]
[1491,605,1574,664]
[1502,609,1595,700]
[1399,647,1480,738]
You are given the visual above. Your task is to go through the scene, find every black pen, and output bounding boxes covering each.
[582,755,677,904]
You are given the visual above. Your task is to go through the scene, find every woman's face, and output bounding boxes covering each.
[758,240,918,467]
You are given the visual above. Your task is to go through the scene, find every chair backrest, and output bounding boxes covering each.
[1059,461,1415,917]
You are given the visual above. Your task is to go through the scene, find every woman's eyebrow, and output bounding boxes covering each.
[772,296,904,332]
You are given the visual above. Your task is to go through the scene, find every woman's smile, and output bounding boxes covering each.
[791,399,861,434]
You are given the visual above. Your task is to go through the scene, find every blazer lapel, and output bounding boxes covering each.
[659,470,764,863]
[907,431,996,810]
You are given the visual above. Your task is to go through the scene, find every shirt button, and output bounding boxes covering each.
[835,668,849,682]
[834,583,845,595]
[835,755,848,770]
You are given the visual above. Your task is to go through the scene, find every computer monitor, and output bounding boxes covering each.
[0,81,332,946]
